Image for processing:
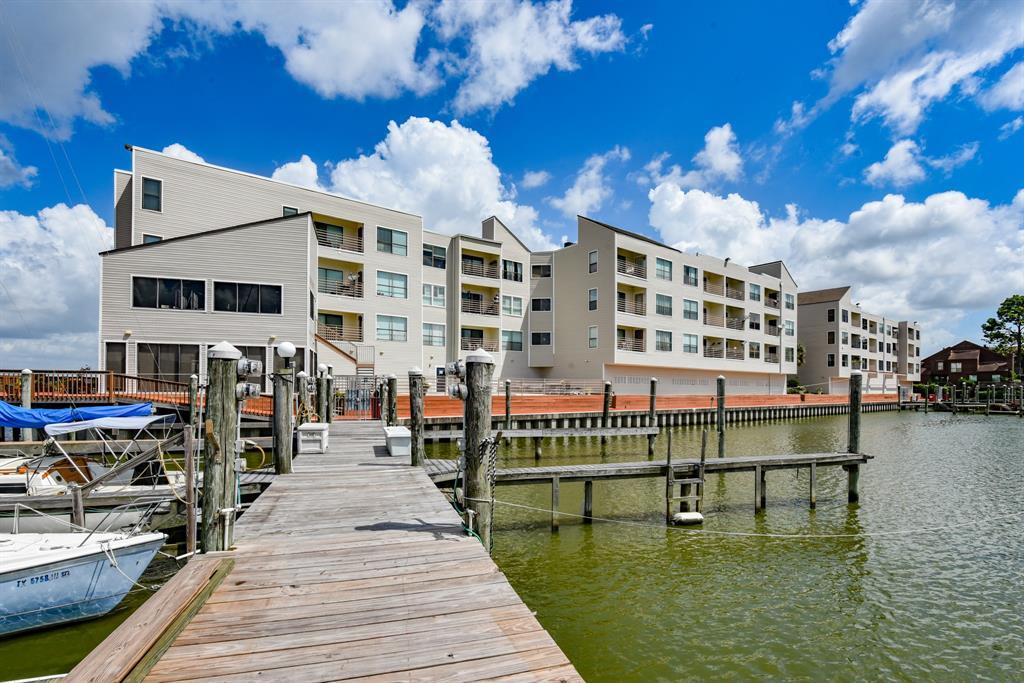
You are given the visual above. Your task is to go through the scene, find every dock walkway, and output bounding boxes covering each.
[72,422,580,682]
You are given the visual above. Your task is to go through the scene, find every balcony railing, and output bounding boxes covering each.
[460,299,499,316]
[461,260,499,279]
[703,280,725,296]
[314,226,363,253]
[765,298,780,309]
[617,298,646,316]
[318,278,363,299]
[704,347,724,359]
[725,286,745,301]
[617,337,645,352]
[317,323,363,342]
[704,313,724,327]
[726,347,745,360]
[765,326,781,337]
[616,257,647,279]
[726,316,745,331]
[461,338,499,352]
[765,354,779,363]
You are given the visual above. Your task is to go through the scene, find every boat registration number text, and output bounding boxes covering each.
[15,570,71,587]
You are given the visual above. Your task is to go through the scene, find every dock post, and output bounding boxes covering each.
[316,364,328,423]
[716,375,726,458]
[664,429,673,523]
[583,480,593,523]
[464,350,495,549]
[924,386,929,414]
[601,381,612,444]
[504,379,511,445]
[754,465,763,512]
[846,370,862,504]
[185,374,199,557]
[409,367,425,466]
[387,374,398,427]
[272,346,295,475]
[326,365,334,424]
[201,342,243,553]
[533,436,542,459]
[551,476,560,532]
[70,484,85,529]
[809,461,816,510]
[648,377,658,455]
[20,369,32,442]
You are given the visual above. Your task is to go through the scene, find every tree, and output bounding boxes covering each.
[982,294,1024,379]
[796,343,806,368]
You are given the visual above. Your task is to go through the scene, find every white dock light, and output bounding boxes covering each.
[277,341,296,369]
[317,363,328,376]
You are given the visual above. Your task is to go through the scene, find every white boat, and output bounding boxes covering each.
[0,530,165,636]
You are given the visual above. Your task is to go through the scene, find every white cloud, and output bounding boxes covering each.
[924,141,979,174]
[434,0,625,114]
[271,154,322,190]
[547,146,629,218]
[641,124,744,190]
[979,62,1024,111]
[0,204,113,367]
[0,140,38,188]
[863,139,926,187]
[320,116,556,250]
[998,116,1024,140]
[648,183,1024,350]
[521,170,552,189]
[161,143,205,163]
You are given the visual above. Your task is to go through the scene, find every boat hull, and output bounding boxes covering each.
[0,534,164,636]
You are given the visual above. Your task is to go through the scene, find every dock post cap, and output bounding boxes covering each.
[190,373,198,380]
[717,375,725,380]
[850,369,863,376]
[505,379,511,385]
[409,366,422,376]
[21,368,31,375]
[604,380,612,386]
[317,363,328,374]
[276,342,296,358]
[650,377,658,382]
[387,373,398,379]
[208,341,242,360]
[296,370,308,379]
[465,349,495,365]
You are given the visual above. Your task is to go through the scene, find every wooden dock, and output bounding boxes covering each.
[69,422,581,682]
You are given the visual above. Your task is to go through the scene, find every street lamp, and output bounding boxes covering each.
[277,341,296,369]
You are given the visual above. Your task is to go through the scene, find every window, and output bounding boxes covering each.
[749,341,761,359]
[500,259,523,282]
[749,313,761,330]
[784,320,795,336]
[589,250,598,273]
[841,354,848,367]
[282,206,298,216]
[105,342,126,375]
[377,271,408,298]
[828,308,836,322]
[142,234,162,244]
[588,326,598,348]
[137,343,198,382]
[828,330,836,344]
[423,323,445,347]
[588,288,598,311]
[682,333,699,353]
[213,281,281,314]
[502,330,524,351]
[827,353,836,367]
[532,298,551,312]
[842,309,849,323]
[423,244,446,269]
[785,347,795,362]
[377,315,407,341]
[950,361,962,373]
[683,299,699,320]
[655,330,672,352]
[749,283,761,301]
[377,227,408,256]
[502,295,523,316]
[992,374,1001,383]
[531,332,551,345]
[916,329,920,340]
[531,263,552,278]
[656,294,672,316]
[683,265,698,286]
[842,331,849,345]
[422,284,445,307]
[785,293,795,310]
[142,177,161,211]
[133,276,205,311]
[937,361,944,370]
[655,258,673,280]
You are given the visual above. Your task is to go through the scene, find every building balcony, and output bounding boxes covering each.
[726,316,745,331]
[617,298,646,316]
[704,313,724,327]
[765,298,780,309]
[461,338,499,352]
[703,280,725,296]
[765,325,781,337]
[461,298,500,316]
[726,346,745,361]
[704,346,724,359]
[617,337,645,352]
[317,323,362,343]
[461,259,499,279]
[616,256,647,279]
[765,353,779,363]
[318,278,363,299]
[314,224,363,253]
[725,286,745,301]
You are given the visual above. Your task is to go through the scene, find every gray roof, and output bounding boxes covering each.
[797,286,850,305]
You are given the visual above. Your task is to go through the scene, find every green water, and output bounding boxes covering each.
[430,412,1024,681]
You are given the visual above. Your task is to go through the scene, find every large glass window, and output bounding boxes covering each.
[502,295,523,316]
[133,276,205,311]
[137,343,199,382]
[531,332,551,345]
[827,353,835,367]
[376,271,408,298]
[683,265,698,286]
[682,334,698,353]
[656,293,672,316]
[531,264,551,278]
[142,177,162,211]
[588,288,598,311]
[377,227,408,256]
[532,298,551,312]
[422,244,446,268]
[655,258,672,281]
[683,299,699,320]
[213,281,281,314]
[502,260,523,282]
[105,342,126,376]
[422,283,445,307]
[423,323,445,347]
[749,283,761,301]
[656,330,672,351]
[842,309,849,323]
[501,330,523,351]
[376,315,407,342]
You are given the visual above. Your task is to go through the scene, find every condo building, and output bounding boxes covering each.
[796,287,921,395]
[98,147,800,395]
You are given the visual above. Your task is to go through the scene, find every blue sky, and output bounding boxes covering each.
[1,0,1022,368]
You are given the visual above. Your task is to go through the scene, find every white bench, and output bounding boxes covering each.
[383,426,411,457]
[297,423,329,454]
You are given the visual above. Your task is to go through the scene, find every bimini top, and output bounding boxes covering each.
[44,413,173,437]
[0,400,156,430]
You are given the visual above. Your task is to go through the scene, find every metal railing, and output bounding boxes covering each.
[726,347,745,360]
[460,299,500,316]
[703,280,725,296]
[494,378,606,395]
[704,313,724,327]
[617,337,645,352]
[461,338,499,352]
[317,323,363,342]
[725,286,745,301]
[617,298,646,316]
[314,225,363,253]
[726,317,745,330]
[704,347,724,359]
[765,298,780,309]
[336,340,375,366]
[616,257,647,279]
[318,278,363,299]
[765,326,782,336]
[461,260,500,279]
[765,354,780,363]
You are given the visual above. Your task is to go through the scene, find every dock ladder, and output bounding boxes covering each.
[665,429,707,523]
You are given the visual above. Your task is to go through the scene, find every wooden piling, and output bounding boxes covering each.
[601,381,612,444]
[201,342,241,553]
[533,436,542,459]
[664,429,673,523]
[185,374,199,557]
[326,365,334,424]
[409,368,425,466]
[583,480,593,523]
[504,379,512,445]
[809,461,817,510]
[316,365,328,423]
[20,369,32,442]
[754,465,763,512]
[647,377,658,456]
[464,350,495,549]
[716,375,726,458]
[846,371,862,504]
[70,483,85,529]
[551,475,560,532]
[272,367,293,475]
[387,374,398,428]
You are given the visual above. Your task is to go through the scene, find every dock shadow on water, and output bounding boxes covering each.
[428,412,1024,681]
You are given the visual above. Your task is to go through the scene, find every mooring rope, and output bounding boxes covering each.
[462,497,1024,540]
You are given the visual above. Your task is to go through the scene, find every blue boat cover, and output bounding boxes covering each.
[0,400,154,429]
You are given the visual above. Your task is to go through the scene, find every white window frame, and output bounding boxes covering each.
[683,299,699,320]
[140,176,163,213]
[655,329,672,352]
[588,250,598,273]
[376,226,409,256]
[282,205,299,216]
[682,333,698,354]
[531,298,552,312]
[588,325,598,349]
[655,257,672,281]
[422,283,445,307]
[210,278,285,316]
[422,322,445,347]
[588,288,598,311]
[655,293,673,316]
[501,330,524,351]
[376,270,409,299]
[531,331,552,346]
[141,233,162,244]
[376,314,408,342]
[502,295,523,316]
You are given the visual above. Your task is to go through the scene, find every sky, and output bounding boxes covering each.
[0,0,1022,369]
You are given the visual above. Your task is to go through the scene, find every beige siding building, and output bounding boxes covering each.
[797,286,922,395]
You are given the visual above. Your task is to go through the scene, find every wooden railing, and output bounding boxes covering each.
[461,338,499,352]
[616,257,647,279]
[318,278,363,299]
[725,286,745,301]
[703,280,725,296]
[704,347,724,359]
[461,260,499,279]
[317,324,363,342]
[314,225,363,253]
[617,298,646,316]
[1,369,192,405]
[461,299,500,316]
[617,337,645,352]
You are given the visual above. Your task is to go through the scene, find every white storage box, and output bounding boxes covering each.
[297,423,329,454]
[384,426,411,457]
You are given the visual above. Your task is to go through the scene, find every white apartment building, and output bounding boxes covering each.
[797,287,922,395]
[98,147,799,395]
